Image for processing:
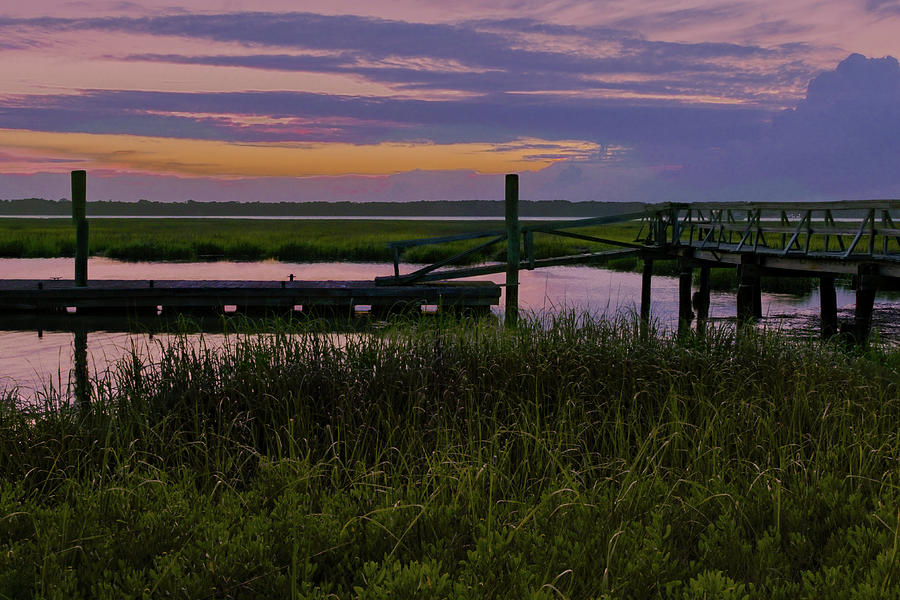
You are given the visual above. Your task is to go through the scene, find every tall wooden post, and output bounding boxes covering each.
[752,271,762,319]
[640,258,653,336]
[678,259,694,338]
[72,170,89,287]
[696,265,711,334]
[854,265,877,344]
[505,174,520,328]
[820,275,838,340]
[737,262,759,325]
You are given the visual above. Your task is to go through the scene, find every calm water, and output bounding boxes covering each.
[1,257,896,402]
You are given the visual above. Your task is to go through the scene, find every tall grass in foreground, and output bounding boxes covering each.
[1,316,899,598]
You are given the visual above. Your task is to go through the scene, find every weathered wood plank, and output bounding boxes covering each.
[0,279,501,312]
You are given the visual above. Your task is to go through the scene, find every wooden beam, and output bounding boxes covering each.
[505,174,519,328]
[853,265,878,344]
[696,265,711,323]
[72,170,88,287]
[641,259,653,335]
[678,259,694,338]
[820,275,837,340]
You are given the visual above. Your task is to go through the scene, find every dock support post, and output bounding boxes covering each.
[737,261,760,325]
[505,173,519,328]
[678,259,694,338]
[640,258,653,336]
[72,170,89,287]
[853,265,878,344]
[820,275,838,340]
[752,271,762,319]
[74,328,90,407]
[696,265,711,334]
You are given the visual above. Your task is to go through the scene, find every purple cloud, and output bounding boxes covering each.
[0,12,811,103]
[0,88,768,148]
[656,54,900,199]
[865,0,900,14]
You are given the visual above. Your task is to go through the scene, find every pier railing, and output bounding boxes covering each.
[638,201,900,259]
[378,213,645,285]
[380,185,900,338]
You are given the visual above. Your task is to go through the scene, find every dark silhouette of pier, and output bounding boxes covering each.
[380,175,900,341]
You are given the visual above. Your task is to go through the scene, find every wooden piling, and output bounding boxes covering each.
[505,174,520,328]
[678,259,694,337]
[74,328,90,407]
[640,258,653,334]
[72,170,88,287]
[696,265,711,334]
[736,263,759,325]
[752,270,762,319]
[854,265,877,343]
[819,275,838,339]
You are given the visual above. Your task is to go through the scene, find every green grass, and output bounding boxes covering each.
[0,218,644,264]
[0,218,833,295]
[1,316,898,598]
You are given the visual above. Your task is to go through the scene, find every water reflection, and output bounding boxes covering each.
[2,258,898,405]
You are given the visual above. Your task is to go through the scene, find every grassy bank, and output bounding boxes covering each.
[0,217,641,264]
[0,217,824,294]
[2,316,898,598]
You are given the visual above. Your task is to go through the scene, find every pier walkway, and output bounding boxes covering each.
[0,279,499,316]
[380,175,900,340]
[3,171,898,340]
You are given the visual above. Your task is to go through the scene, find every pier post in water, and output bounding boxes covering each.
[505,173,520,328]
[819,275,838,339]
[677,258,694,337]
[640,257,653,335]
[695,265,711,334]
[853,265,878,343]
[72,170,89,287]
[736,261,760,325]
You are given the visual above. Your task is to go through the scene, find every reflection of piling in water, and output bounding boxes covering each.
[73,328,90,407]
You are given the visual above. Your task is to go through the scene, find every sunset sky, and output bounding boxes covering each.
[1,1,900,203]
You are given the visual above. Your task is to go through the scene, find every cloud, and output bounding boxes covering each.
[0,128,601,177]
[655,53,900,199]
[607,4,750,35]
[0,12,813,104]
[865,0,900,14]
[3,53,899,204]
[0,88,769,151]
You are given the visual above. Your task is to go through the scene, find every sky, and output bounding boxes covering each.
[1,1,900,203]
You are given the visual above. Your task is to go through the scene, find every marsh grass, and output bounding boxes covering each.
[0,219,834,295]
[0,218,644,264]
[1,315,898,598]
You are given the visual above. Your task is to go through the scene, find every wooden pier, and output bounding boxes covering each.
[3,171,898,341]
[379,177,900,342]
[0,172,500,319]
[0,279,500,316]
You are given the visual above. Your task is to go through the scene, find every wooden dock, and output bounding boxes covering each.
[0,279,500,315]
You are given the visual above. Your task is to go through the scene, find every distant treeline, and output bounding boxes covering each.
[0,197,645,217]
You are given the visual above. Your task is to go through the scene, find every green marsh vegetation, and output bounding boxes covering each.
[0,218,824,293]
[0,218,642,263]
[1,315,899,598]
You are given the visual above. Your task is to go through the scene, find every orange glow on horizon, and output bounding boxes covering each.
[0,129,601,177]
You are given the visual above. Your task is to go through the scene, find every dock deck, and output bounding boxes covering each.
[0,279,501,314]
